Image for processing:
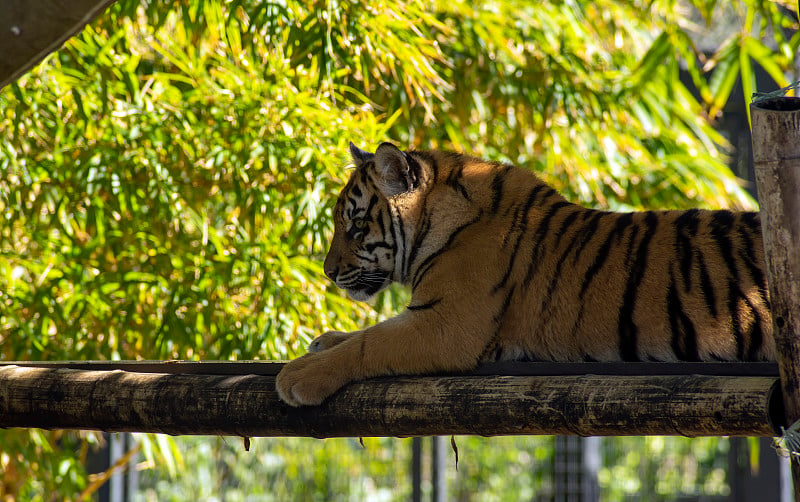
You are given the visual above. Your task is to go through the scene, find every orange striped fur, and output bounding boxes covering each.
[276,142,774,406]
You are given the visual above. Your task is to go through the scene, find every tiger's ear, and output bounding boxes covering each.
[349,142,374,167]
[374,142,417,197]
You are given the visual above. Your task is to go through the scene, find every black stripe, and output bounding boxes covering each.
[711,211,752,356]
[351,184,362,198]
[406,210,432,276]
[502,204,524,248]
[355,251,378,263]
[407,298,442,311]
[364,241,393,253]
[570,211,606,266]
[741,211,760,233]
[710,211,740,282]
[569,215,632,348]
[522,201,572,288]
[546,237,583,296]
[553,210,581,250]
[736,215,767,295]
[493,285,516,325]
[453,180,470,201]
[742,295,765,360]
[697,251,718,318]
[579,213,632,299]
[381,207,397,264]
[536,210,593,316]
[410,151,438,182]
[667,273,700,361]
[739,244,768,304]
[494,187,547,293]
[395,210,408,281]
[617,212,658,361]
[528,184,550,204]
[365,194,378,218]
[525,207,590,298]
[346,196,360,218]
[674,209,700,291]
[538,187,559,202]
[624,222,640,267]
[668,276,684,358]
[411,212,483,290]
[430,154,439,182]
[445,157,470,201]
[727,279,745,360]
[490,167,511,213]
[500,185,548,247]
[404,153,421,188]
[478,284,517,364]
[376,208,387,237]
[495,222,526,293]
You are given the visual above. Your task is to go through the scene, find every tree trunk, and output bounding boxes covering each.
[750,96,800,501]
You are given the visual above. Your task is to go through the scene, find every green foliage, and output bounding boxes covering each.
[0,0,797,498]
[600,437,731,499]
[137,436,412,501]
[134,435,734,501]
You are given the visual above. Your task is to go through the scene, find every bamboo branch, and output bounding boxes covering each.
[0,364,783,437]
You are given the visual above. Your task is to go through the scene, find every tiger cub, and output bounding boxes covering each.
[276,142,774,406]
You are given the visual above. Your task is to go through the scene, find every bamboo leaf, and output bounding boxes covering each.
[739,43,755,126]
[629,32,672,91]
[707,40,741,118]
[744,37,789,89]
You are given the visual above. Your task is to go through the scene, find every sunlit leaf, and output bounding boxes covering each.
[707,39,741,118]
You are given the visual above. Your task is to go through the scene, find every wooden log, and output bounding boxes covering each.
[0,0,116,89]
[0,364,784,437]
[751,96,800,500]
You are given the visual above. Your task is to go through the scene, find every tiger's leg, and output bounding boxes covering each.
[276,308,492,406]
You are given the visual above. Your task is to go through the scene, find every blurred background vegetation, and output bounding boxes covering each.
[1,0,798,499]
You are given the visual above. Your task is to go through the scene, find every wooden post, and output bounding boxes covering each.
[751,96,800,500]
[0,0,116,89]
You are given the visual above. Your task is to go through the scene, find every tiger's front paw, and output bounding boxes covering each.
[276,352,354,407]
[308,331,351,353]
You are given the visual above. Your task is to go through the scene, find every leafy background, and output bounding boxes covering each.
[0,0,797,499]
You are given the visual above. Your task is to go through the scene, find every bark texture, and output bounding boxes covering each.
[751,96,800,500]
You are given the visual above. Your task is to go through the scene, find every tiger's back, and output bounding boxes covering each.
[276,142,773,406]
[491,202,770,363]
[401,147,771,363]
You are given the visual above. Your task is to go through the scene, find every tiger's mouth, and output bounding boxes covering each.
[338,270,391,301]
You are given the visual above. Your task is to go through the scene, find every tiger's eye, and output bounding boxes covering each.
[348,218,367,240]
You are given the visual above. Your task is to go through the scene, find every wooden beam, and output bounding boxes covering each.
[0,363,784,437]
[0,0,116,89]
[751,96,800,500]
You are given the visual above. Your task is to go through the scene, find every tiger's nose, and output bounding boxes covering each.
[324,264,339,282]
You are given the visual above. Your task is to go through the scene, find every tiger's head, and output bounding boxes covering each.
[323,142,422,301]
